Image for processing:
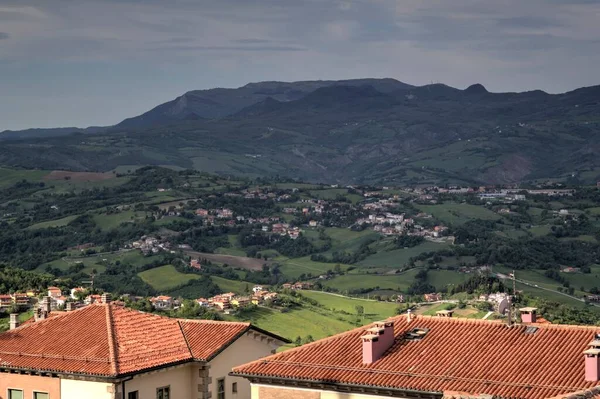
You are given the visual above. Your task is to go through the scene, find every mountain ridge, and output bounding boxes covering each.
[1,78,599,186]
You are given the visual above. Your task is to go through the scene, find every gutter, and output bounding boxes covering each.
[228,372,443,398]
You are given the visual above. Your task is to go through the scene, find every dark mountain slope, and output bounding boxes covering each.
[115,78,412,129]
[1,80,599,186]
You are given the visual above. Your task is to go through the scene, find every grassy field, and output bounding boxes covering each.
[427,270,469,290]
[309,189,363,204]
[138,265,200,291]
[416,202,500,225]
[280,256,350,278]
[237,306,354,343]
[211,276,254,294]
[300,291,398,322]
[322,269,420,293]
[93,211,148,230]
[358,241,451,268]
[40,251,161,274]
[0,168,49,187]
[27,215,78,230]
[323,228,380,254]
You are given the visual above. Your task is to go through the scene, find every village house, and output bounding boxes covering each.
[0,294,12,310]
[423,293,442,302]
[217,208,233,218]
[47,286,62,298]
[0,302,288,399]
[70,287,86,299]
[195,208,209,217]
[151,295,174,310]
[190,259,202,270]
[231,297,252,308]
[11,293,31,308]
[233,310,600,399]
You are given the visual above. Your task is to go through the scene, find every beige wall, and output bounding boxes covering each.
[209,333,281,399]
[0,373,60,399]
[251,384,403,399]
[124,364,195,399]
[60,379,115,399]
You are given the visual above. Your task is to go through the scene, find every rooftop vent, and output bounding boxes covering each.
[405,327,430,340]
[524,326,538,335]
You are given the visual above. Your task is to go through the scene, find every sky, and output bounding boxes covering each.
[1,0,600,131]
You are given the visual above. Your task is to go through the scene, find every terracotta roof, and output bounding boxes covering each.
[0,303,287,378]
[232,315,600,399]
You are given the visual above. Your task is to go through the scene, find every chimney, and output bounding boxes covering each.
[101,293,111,304]
[519,307,537,323]
[9,313,19,330]
[361,321,395,364]
[584,340,600,381]
[436,310,453,318]
[65,302,75,311]
[406,309,412,323]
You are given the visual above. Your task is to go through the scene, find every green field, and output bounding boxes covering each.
[40,251,160,275]
[27,215,78,230]
[138,265,200,291]
[416,202,500,225]
[211,276,254,294]
[0,168,49,187]
[322,269,420,292]
[358,241,451,268]
[238,306,354,343]
[93,211,147,230]
[309,189,363,204]
[280,256,350,278]
[300,291,398,322]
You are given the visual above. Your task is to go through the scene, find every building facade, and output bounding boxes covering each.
[0,303,288,399]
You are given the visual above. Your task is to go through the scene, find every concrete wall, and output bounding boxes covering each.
[0,374,60,399]
[124,364,195,399]
[209,333,281,399]
[251,384,403,399]
[60,379,115,399]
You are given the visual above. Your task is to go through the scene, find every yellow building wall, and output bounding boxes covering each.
[60,379,116,399]
[124,364,195,399]
[209,333,282,399]
[251,384,401,399]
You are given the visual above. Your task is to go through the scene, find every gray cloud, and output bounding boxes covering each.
[0,0,600,130]
[0,32,9,40]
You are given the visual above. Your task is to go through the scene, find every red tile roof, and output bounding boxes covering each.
[0,303,286,378]
[232,315,600,399]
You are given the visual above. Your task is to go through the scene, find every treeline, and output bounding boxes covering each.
[0,266,54,293]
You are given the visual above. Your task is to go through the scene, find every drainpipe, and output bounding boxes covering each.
[121,376,134,399]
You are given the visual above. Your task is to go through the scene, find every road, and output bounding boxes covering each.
[494,272,598,306]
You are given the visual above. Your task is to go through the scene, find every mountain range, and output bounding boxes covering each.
[1,78,599,185]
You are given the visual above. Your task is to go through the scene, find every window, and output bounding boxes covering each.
[232,382,238,394]
[34,393,49,399]
[8,390,23,399]
[156,386,170,399]
[128,392,139,399]
[217,378,225,399]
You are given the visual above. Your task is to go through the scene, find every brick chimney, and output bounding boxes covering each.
[9,313,19,330]
[436,310,453,318]
[519,307,537,323]
[101,293,111,304]
[361,321,395,364]
[35,296,52,321]
[584,340,600,381]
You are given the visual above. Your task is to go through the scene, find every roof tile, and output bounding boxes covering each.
[0,304,264,377]
[233,315,600,399]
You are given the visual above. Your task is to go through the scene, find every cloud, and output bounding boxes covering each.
[1,0,600,130]
[0,32,9,40]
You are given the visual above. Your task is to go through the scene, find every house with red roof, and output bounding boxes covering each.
[232,309,600,399]
[0,302,288,399]
[47,286,62,298]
